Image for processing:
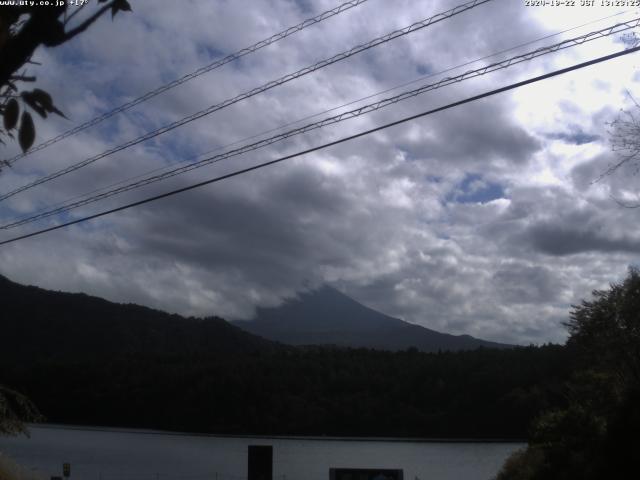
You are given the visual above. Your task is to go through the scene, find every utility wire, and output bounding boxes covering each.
[11,7,627,225]
[2,0,372,166]
[1,45,638,247]
[2,17,637,230]
[0,0,494,202]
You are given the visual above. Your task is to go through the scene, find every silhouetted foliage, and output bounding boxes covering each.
[0,386,43,437]
[565,266,640,386]
[497,268,640,479]
[495,447,546,480]
[604,91,640,208]
[0,0,131,158]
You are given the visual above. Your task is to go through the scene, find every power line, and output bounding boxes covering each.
[0,0,494,202]
[3,16,637,230]
[4,16,635,228]
[1,45,638,247]
[10,7,627,226]
[2,0,372,166]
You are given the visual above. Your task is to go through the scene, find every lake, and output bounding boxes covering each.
[0,425,523,480]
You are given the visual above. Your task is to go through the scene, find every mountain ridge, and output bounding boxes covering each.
[236,285,513,351]
[0,274,276,362]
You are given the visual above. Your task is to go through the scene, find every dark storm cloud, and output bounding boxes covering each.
[394,99,542,168]
[483,184,640,258]
[571,150,640,208]
[128,165,356,274]
[1,0,639,345]
[527,222,640,256]
[492,263,565,304]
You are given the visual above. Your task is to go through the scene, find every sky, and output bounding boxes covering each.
[1,0,640,345]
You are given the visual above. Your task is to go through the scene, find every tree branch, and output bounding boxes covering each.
[9,75,35,82]
[64,2,89,26]
[57,1,114,45]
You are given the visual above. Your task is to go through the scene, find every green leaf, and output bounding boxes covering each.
[3,98,19,130]
[18,112,35,153]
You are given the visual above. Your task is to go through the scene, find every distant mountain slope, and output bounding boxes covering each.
[236,285,512,352]
[0,275,275,363]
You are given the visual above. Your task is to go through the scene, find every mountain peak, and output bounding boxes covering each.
[254,284,401,332]
[237,285,512,352]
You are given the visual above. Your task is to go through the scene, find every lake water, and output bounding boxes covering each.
[0,425,523,480]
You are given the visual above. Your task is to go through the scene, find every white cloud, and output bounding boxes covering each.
[1,0,639,345]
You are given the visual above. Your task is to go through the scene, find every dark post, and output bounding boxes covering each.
[248,445,273,480]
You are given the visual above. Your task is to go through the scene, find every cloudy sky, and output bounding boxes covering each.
[1,0,639,345]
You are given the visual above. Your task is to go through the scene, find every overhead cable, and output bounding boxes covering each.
[1,44,638,247]
[3,0,372,166]
[15,7,627,223]
[0,0,494,202]
[2,17,637,230]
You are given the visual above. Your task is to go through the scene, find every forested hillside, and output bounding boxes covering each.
[1,275,573,438]
[2,346,573,438]
[0,275,275,362]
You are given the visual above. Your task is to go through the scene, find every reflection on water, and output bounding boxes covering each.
[0,426,523,480]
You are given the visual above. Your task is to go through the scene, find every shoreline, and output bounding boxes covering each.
[28,423,526,444]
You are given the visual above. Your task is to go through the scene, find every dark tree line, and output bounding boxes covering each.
[2,344,572,439]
